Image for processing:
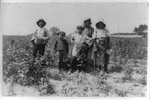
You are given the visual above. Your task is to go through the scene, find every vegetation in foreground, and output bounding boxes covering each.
[2,35,147,97]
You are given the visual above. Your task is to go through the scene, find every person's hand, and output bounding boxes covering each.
[89,37,93,40]
[106,49,110,54]
[30,44,34,50]
[71,40,75,45]
[107,49,113,54]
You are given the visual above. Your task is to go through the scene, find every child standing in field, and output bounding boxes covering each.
[31,19,50,60]
[69,25,92,73]
[54,31,69,73]
[92,19,110,73]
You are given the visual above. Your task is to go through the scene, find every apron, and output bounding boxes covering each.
[72,34,84,57]
[72,43,84,57]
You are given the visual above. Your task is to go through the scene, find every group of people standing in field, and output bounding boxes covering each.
[30,18,110,74]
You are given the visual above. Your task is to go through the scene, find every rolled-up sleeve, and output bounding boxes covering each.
[92,30,97,39]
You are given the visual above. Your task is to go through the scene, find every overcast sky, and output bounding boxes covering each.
[2,1,148,35]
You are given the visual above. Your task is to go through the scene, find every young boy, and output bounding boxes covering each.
[69,25,92,73]
[31,19,50,60]
[54,31,69,73]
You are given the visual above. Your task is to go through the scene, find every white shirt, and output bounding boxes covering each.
[31,27,49,44]
[71,33,91,44]
[92,28,110,39]
[71,33,82,43]
[35,27,49,39]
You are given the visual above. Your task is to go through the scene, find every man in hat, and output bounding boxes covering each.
[31,19,50,59]
[92,19,110,74]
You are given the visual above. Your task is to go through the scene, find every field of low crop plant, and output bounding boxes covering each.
[2,34,147,97]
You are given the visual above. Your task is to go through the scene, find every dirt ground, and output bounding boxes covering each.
[3,64,147,97]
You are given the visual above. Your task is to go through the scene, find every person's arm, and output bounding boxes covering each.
[105,29,110,37]
[42,28,50,40]
[31,30,37,44]
[84,34,92,40]
[83,34,93,46]
[98,44,105,50]
[92,30,97,39]
[54,40,57,52]
[91,27,94,37]
[105,30,110,49]
[82,28,88,36]
[70,34,75,44]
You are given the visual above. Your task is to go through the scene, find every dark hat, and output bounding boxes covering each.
[59,31,66,36]
[96,19,106,28]
[77,25,84,30]
[84,18,92,24]
[37,19,46,26]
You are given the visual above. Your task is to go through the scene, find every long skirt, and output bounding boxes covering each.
[91,38,109,66]
[94,51,109,66]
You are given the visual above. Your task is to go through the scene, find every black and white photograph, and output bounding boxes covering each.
[1,0,149,98]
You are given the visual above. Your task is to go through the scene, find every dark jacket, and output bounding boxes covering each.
[54,39,69,53]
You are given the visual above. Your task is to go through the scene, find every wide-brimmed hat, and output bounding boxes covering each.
[37,19,46,26]
[96,19,106,28]
[77,25,84,30]
[83,18,92,24]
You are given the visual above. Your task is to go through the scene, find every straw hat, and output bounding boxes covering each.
[37,19,46,27]
[96,19,106,28]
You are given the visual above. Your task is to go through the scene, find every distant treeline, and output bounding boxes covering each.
[111,32,147,36]
[111,33,137,35]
